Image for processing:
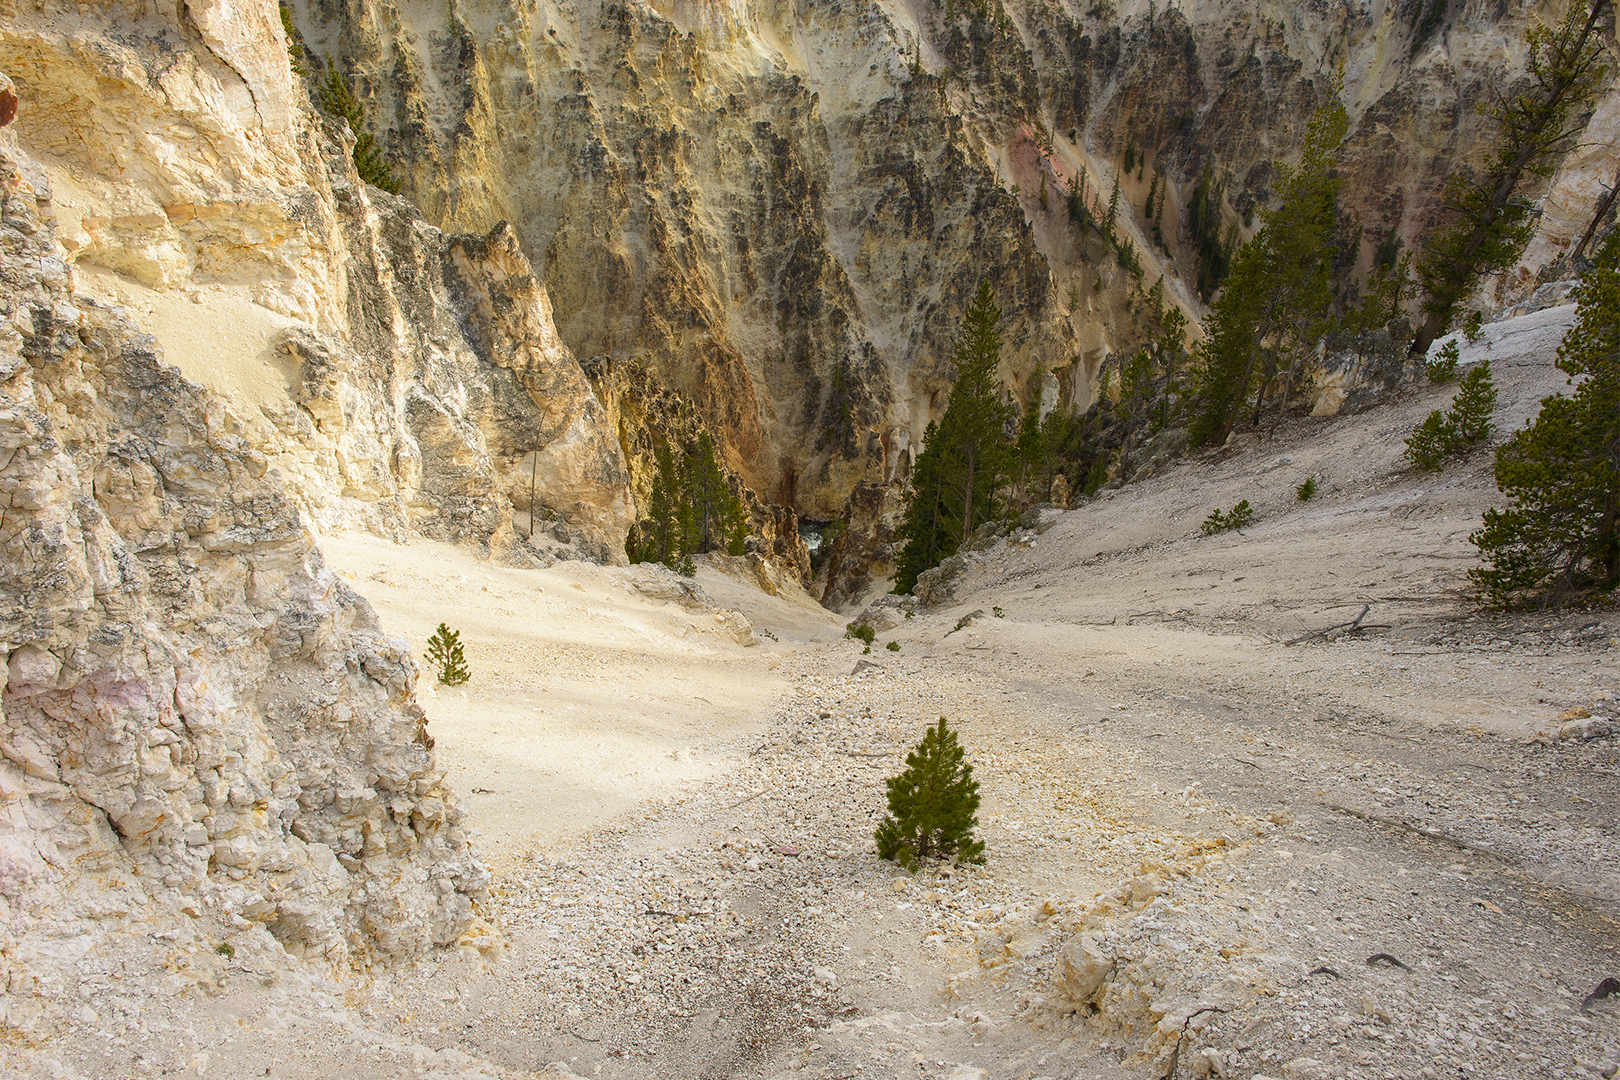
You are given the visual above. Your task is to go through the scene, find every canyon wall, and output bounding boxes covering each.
[287,0,1620,527]
[0,0,634,560]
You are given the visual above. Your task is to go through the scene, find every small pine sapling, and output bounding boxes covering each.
[874,717,985,871]
[886,640,901,652]
[1463,310,1486,344]
[425,623,470,685]
[1450,360,1498,445]
[1405,410,1455,471]
[1201,500,1255,535]
[1296,475,1318,501]
[848,623,876,645]
[1405,360,1497,470]
[1426,340,1460,382]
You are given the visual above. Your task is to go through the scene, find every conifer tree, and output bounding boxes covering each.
[1449,360,1498,445]
[1403,359,1497,470]
[875,717,985,870]
[1411,0,1612,357]
[1470,229,1620,606]
[1189,92,1348,446]
[425,624,470,685]
[635,439,684,566]
[681,432,747,556]
[893,281,1015,594]
[318,64,401,194]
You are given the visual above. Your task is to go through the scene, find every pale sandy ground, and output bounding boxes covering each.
[315,534,846,864]
[9,304,1620,1080]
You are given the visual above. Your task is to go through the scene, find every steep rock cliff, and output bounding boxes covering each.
[290,0,1619,537]
[293,0,1077,518]
[0,0,634,560]
[0,143,486,1027]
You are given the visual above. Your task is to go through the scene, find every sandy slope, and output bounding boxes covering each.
[11,304,1619,1080]
[315,534,846,864]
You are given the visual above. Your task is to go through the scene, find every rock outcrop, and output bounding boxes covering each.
[0,0,635,561]
[0,143,486,1029]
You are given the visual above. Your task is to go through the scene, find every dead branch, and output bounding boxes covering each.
[1286,604,1386,645]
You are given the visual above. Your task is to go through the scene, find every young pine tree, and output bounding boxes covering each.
[1403,360,1497,470]
[318,65,401,194]
[874,717,985,871]
[634,439,685,566]
[1404,410,1456,471]
[425,624,470,685]
[893,281,1015,594]
[1449,360,1498,445]
[1470,229,1620,606]
[681,432,748,556]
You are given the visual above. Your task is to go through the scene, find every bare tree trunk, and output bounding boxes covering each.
[1572,167,1620,264]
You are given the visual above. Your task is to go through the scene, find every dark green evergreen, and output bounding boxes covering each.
[1188,94,1348,447]
[1404,410,1455,471]
[874,718,985,871]
[318,65,401,194]
[893,281,1016,594]
[1470,229,1620,606]
[1403,360,1497,471]
[1449,361,1498,445]
[1200,500,1254,536]
[1426,340,1460,382]
[681,432,748,557]
[629,434,749,568]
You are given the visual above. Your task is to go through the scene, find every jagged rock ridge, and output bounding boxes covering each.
[0,142,486,1027]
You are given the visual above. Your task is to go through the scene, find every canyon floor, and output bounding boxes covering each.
[11,307,1620,1080]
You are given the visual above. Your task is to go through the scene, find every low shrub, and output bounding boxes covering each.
[1201,499,1254,535]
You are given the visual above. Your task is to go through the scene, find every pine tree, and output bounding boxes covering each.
[1411,0,1612,358]
[635,439,684,566]
[893,281,1015,594]
[425,624,470,685]
[874,717,985,871]
[1402,360,1497,470]
[681,432,747,556]
[1450,360,1498,445]
[318,64,401,194]
[1404,410,1455,471]
[1470,229,1620,606]
[892,420,948,594]
[1189,92,1349,446]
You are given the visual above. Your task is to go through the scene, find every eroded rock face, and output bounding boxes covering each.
[295,0,1076,518]
[286,0,1618,588]
[0,149,486,1001]
[0,1,634,561]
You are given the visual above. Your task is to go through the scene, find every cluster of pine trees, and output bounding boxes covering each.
[626,433,749,571]
[891,0,1617,608]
